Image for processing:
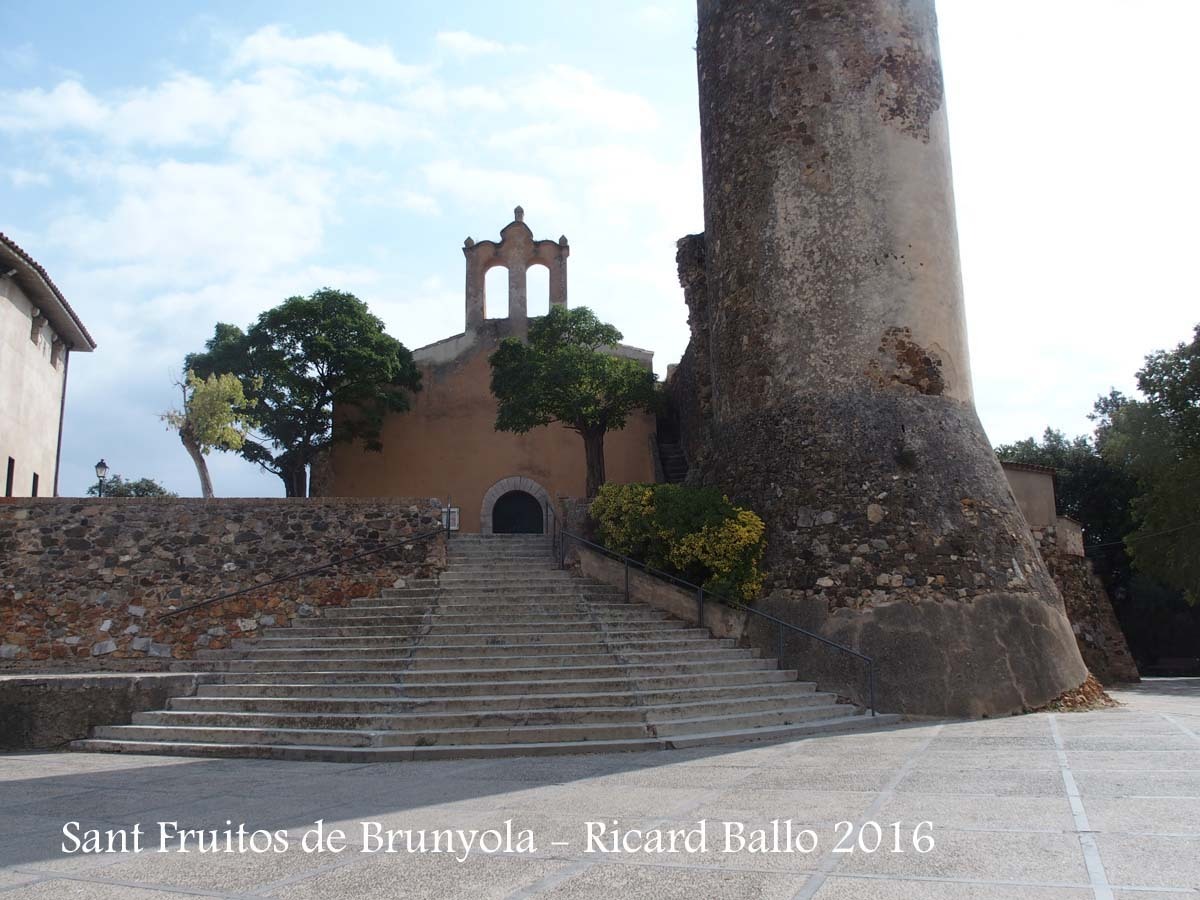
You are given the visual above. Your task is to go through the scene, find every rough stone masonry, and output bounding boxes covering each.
[0,497,444,666]
[683,0,1088,715]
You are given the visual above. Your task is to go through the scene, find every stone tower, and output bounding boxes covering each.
[687,0,1088,715]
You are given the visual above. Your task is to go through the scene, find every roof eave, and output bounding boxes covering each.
[0,236,96,352]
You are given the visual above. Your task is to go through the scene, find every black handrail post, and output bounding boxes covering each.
[696,586,704,629]
[624,559,629,602]
[778,623,784,665]
[869,659,877,717]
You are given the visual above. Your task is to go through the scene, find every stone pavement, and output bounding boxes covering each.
[1,679,1197,899]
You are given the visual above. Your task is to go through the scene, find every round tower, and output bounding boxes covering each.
[691,0,1087,715]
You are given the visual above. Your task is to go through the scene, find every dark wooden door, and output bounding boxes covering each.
[492,491,544,533]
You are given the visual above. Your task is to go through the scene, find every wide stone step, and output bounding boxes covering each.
[399,657,776,680]
[231,636,729,659]
[216,651,746,673]
[257,618,684,638]
[437,574,574,583]
[249,628,707,650]
[408,637,735,658]
[230,634,717,660]
[209,654,772,678]
[70,736,662,762]
[440,565,570,573]
[418,582,615,593]
[73,713,904,762]
[257,622,698,642]
[405,647,752,670]
[226,643,739,662]
[181,682,822,714]
[331,602,639,619]
[89,721,652,747]
[143,693,834,730]
[272,612,682,633]
[93,702,860,749]
[420,619,676,634]
[212,672,406,686]
[206,669,808,695]
[301,613,600,628]
[338,595,603,612]
[442,571,567,578]
[445,553,555,560]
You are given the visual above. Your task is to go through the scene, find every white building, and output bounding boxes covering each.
[0,233,95,497]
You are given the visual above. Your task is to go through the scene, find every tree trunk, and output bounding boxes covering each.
[582,429,606,498]
[179,427,214,499]
[281,462,308,498]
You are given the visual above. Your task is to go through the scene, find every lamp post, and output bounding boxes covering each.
[94,459,109,498]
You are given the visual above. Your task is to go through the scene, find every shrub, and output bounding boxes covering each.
[591,483,766,601]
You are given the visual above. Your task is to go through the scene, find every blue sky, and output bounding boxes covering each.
[2,1,1197,497]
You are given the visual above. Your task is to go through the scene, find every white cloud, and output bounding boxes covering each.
[223,67,427,161]
[232,25,425,82]
[46,160,331,286]
[0,69,426,162]
[0,80,108,131]
[516,65,659,133]
[108,74,233,146]
[435,31,510,58]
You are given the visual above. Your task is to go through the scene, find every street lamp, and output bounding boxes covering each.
[94,459,109,497]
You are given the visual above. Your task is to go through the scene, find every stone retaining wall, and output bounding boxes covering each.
[1031,523,1139,685]
[575,545,749,642]
[0,673,220,750]
[0,497,444,666]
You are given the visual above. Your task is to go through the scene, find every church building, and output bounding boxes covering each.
[317,209,659,533]
[0,233,96,497]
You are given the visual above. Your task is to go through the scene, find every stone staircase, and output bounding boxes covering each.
[657,440,688,483]
[73,535,897,761]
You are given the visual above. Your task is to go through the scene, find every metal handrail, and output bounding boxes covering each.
[557,526,876,716]
[158,521,449,621]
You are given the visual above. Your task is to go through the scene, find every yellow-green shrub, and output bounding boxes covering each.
[591,483,766,601]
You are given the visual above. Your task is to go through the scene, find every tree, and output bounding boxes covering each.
[489,306,659,498]
[162,370,257,499]
[87,475,176,498]
[1096,324,1200,603]
[188,289,421,497]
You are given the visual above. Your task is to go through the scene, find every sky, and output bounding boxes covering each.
[1,1,1197,498]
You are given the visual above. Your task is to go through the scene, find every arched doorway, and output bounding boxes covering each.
[480,475,552,534]
[492,490,544,534]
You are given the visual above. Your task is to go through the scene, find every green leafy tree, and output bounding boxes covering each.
[1096,324,1200,602]
[87,475,176,498]
[489,306,659,497]
[188,288,421,497]
[162,370,257,499]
